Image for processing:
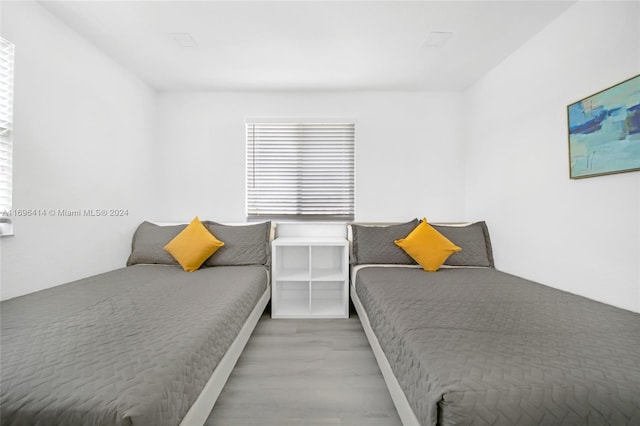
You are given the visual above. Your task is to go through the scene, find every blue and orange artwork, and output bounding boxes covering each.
[568,74,640,178]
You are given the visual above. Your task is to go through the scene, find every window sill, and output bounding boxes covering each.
[0,222,14,237]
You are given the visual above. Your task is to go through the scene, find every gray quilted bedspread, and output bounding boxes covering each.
[1,264,268,426]
[355,267,640,425]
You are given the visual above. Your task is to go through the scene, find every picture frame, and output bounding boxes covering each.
[567,74,640,179]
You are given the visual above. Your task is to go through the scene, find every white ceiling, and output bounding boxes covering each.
[38,0,576,92]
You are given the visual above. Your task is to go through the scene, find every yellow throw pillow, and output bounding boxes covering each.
[164,217,224,272]
[394,218,461,272]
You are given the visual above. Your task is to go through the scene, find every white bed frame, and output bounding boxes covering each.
[351,282,420,426]
[180,286,270,426]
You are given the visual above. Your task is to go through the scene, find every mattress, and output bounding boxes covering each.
[1,264,269,426]
[354,266,640,425]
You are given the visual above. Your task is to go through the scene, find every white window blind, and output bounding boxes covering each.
[246,122,355,220]
[0,37,15,213]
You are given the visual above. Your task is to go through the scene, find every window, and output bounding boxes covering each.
[0,37,15,215]
[246,122,355,220]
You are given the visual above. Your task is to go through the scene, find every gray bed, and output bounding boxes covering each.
[349,221,640,425]
[1,221,271,426]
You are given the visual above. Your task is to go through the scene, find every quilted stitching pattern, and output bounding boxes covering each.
[204,221,271,266]
[127,221,185,266]
[434,222,494,267]
[351,219,419,265]
[1,264,268,426]
[356,267,640,425]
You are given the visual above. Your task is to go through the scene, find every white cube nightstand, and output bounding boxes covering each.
[271,223,349,319]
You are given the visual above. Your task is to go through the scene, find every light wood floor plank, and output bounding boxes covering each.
[206,314,402,426]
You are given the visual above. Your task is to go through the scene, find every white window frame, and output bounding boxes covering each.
[0,37,15,235]
[246,120,355,221]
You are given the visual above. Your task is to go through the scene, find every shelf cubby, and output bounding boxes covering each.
[271,234,348,319]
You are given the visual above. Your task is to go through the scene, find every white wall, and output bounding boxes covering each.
[0,1,157,300]
[0,3,467,300]
[4,0,637,314]
[465,1,640,312]
[155,91,466,222]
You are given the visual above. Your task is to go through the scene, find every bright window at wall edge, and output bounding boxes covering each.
[0,37,15,236]
[0,217,11,236]
[246,122,355,221]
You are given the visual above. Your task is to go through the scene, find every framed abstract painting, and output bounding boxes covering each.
[567,74,640,179]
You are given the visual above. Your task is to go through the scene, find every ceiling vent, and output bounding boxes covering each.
[168,33,198,48]
[424,31,453,47]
